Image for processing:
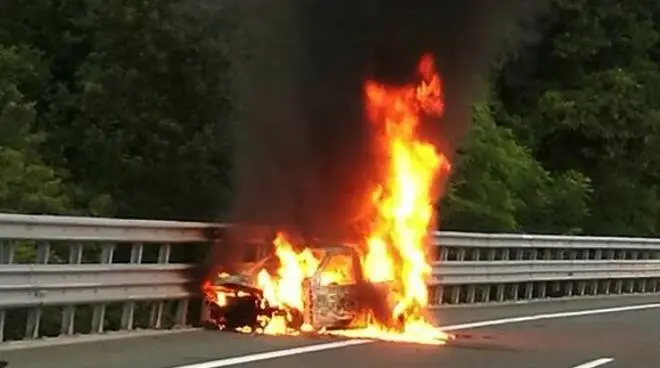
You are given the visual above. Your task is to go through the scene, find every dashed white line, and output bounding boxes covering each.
[570,357,614,368]
[171,302,660,368]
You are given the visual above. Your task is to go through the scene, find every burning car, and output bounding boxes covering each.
[201,53,454,345]
[202,234,401,334]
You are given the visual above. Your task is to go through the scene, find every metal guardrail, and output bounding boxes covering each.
[0,264,195,308]
[1,213,660,344]
[0,213,220,242]
[437,231,660,250]
[430,260,660,304]
[0,213,217,343]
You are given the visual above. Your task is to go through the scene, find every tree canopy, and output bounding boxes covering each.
[1,0,658,236]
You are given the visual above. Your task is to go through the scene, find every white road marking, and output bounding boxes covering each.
[438,302,660,331]
[170,340,372,368]
[171,302,660,368]
[570,357,614,368]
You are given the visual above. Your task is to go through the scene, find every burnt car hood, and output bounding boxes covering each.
[210,253,275,295]
[213,273,263,295]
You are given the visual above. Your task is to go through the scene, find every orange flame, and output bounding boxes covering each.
[210,54,452,344]
[340,53,451,343]
[365,53,448,309]
[255,233,318,334]
[257,233,319,311]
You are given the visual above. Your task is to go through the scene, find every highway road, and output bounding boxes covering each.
[2,295,660,368]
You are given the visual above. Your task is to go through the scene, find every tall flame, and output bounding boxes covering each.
[208,54,452,344]
[258,233,319,311]
[331,53,451,343]
[364,53,450,317]
[255,233,318,334]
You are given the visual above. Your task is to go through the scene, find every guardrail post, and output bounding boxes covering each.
[121,243,144,331]
[92,243,115,334]
[582,249,590,259]
[587,280,596,295]
[61,243,83,336]
[479,285,490,302]
[466,285,476,303]
[25,241,51,340]
[0,241,15,264]
[434,285,444,305]
[149,243,171,329]
[614,279,623,294]
[487,248,496,261]
[640,279,648,293]
[200,296,210,324]
[594,249,602,260]
[438,247,448,261]
[514,249,524,261]
[175,299,189,327]
[0,307,4,343]
[456,248,466,261]
[0,240,14,343]
[605,249,615,259]
[625,280,634,293]
[542,249,551,260]
[538,282,547,298]
[496,284,505,302]
[524,282,533,299]
[511,284,520,300]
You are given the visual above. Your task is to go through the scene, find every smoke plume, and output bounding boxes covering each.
[214,0,541,270]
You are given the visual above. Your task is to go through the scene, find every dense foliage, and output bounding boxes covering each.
[0,0,658,236]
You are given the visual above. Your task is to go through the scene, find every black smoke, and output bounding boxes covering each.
[211,0,543,272]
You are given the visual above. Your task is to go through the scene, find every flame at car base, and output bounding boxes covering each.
[205,54,452,345]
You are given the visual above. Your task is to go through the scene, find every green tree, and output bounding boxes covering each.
[0,45,70,214]
[494,0,660,235]
[0,0,236,220]
[440,104,591,234]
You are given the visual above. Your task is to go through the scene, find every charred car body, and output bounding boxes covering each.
[203,240,400,332]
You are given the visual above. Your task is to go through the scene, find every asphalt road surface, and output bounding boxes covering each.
[2,295,660,368]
